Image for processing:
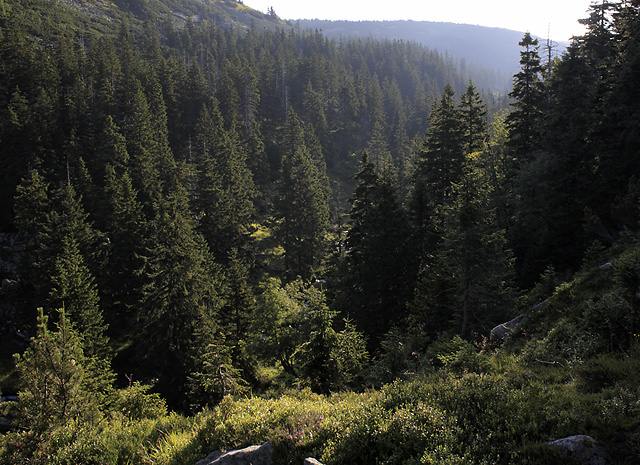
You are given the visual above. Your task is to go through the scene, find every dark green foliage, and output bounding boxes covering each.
[13,175,108,322]
[506,32,545,163]
[101,164,148,337]
[188,326,249,409]
[340,153,414,342]
[507,3,640,285]
[3,2,640,464]
[191,102,255,262]
[13,308,98,436]
[275,111,330,280]
[369,324,430,384]
[410,84,465,260]
[424,335,492,373]
[408,83,515,338]
[218,248,257,375]
[459,82,488,155]
[12,169,50,244]
[136,189,223,410]
[413,84,465,207]
[49,234,109,358]
[438,156,517,337]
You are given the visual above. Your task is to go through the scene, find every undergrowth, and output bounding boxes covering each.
[4,245,640,464]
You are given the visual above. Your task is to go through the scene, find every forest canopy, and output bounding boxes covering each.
[1,0,640,463]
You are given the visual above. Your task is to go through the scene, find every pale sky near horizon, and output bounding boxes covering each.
[243,0,596,42]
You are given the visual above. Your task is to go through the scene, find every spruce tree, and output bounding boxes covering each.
[101,164,148,337]
[49,234,109,358]
[411,84,465,260]
[191,102,255,262]
[342,152,414,342]
[219,248,257,373]
[123,79,162,211]
[506,33,545,164]
[411,154,516,338]
[442,156,516,337]
[13,169,50,248]
[459,82,488,155]
[597,2,640,226]
[14,178,106,316]
[13,308,100,440]
[276,110,329,279]
[137,187,222,410]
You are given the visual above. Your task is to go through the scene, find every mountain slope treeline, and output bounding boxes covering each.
[297,19,549,92]
[1,0,640,463]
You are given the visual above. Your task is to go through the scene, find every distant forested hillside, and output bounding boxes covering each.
[0,0,507,229]
[297,20,566,92]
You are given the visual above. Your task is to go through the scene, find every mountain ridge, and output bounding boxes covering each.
[296,19,568,91]
[2,0,291,40]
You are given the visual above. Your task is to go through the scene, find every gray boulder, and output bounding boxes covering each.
[549,435,612,465]
[196,441,273,465]
[532,299,548,312]
[490,313,526,341]
[303,459,324,465]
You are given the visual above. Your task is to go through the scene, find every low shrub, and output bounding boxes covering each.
[425,335,493,373]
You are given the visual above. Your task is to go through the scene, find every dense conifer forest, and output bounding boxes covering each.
[1,0,640,463]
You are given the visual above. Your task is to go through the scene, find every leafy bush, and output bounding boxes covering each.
[194,390,346,464]
[114,381,167,420]
[368,324,430,384]
[582,293,632,349]
[425,335,493,373]
[521,320,600,367]
[322,397,462,465]
[577,353,640,393]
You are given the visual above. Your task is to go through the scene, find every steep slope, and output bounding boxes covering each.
[0,0,289,40]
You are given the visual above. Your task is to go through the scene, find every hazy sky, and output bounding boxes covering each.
[243,0,596,41]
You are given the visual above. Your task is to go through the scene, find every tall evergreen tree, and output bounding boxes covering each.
[597,2,640,228]
[49,234,109,358]
[14,178,106,316]
[101,164,148,337]
[219,248,257,374]
[459,82,488,155]
[341,152,414,342]
[411,154,516,338]
[191,102,255,262]
[275,110,329,279]
[137,187,222,410]
[506,32,545,163]
[410,84,465,260]
[123,80,162,211]
[442,155,516,337]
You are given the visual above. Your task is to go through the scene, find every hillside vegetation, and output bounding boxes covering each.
[1,0,640,463]
[297,19,546,92]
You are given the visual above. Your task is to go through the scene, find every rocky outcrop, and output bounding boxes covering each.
[490,313,526,341]
[195,442,325,465]
[549,435,612,465]
[532,299,548,312]
[196,441,273,465]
